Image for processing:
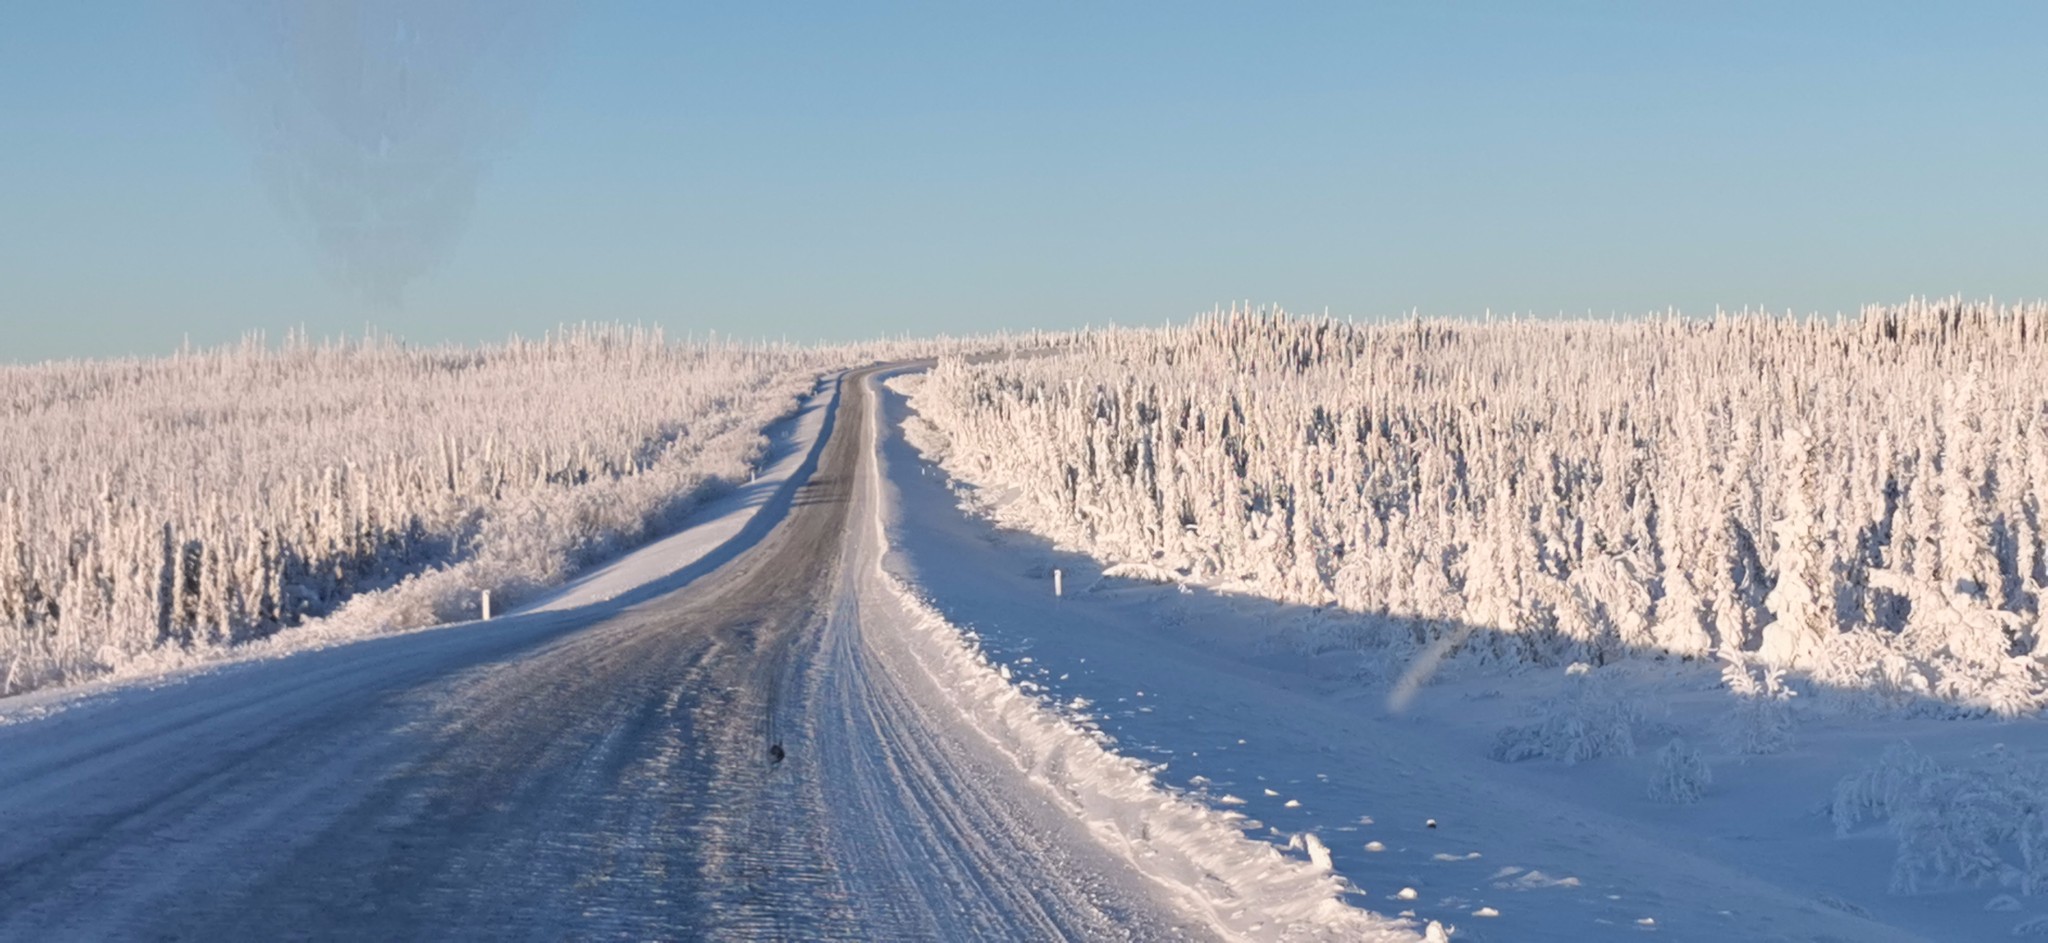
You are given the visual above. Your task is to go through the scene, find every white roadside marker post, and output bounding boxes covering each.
[1054,569,1063,598]
[481,590,492,621]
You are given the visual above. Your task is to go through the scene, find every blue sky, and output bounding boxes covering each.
[3,2,2044,361]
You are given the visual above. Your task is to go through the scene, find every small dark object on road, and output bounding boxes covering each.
[769,743,786,764]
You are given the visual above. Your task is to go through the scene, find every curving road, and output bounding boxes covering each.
[0,367,1212,941]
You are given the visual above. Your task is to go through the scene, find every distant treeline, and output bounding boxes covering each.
[909,300,2048,716]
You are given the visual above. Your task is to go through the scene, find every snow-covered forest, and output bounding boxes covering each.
[0,326,909,695]
[906,299,2048,717]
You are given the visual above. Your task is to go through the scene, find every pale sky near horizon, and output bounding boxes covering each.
[3,2,2044,362]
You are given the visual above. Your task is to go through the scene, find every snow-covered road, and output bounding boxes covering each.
[0,366,1250,941]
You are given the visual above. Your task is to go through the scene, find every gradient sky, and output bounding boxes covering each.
[4,2,2045,362]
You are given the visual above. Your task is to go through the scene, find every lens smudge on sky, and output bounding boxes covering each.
[214,1,561,305]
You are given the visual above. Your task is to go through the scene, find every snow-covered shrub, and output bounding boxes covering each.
[1807,630,1936,717]
[1719,653,1795,755]
[1267,609,1368,657]
[1647,738,1712,804]
[1836,744,2048,896]
[1490,663,1641,765]
[1891,767,2025,894]
[1833,743,1940,837]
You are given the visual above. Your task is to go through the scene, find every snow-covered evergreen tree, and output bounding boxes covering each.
[1759,429,1833,670]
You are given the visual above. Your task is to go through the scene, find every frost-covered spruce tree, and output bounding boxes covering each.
[1937,374,2003,604]
[1650,448,1714,658]
[1759,428,1833,670]
[1567,552,1652,663]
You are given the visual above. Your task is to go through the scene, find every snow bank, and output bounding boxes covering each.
[859,374,1417,942]
[866,576,1416,941]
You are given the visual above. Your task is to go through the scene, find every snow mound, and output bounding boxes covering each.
[1094,562,1185,587]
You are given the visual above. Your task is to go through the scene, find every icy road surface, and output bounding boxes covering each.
[0,367,1232,941]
